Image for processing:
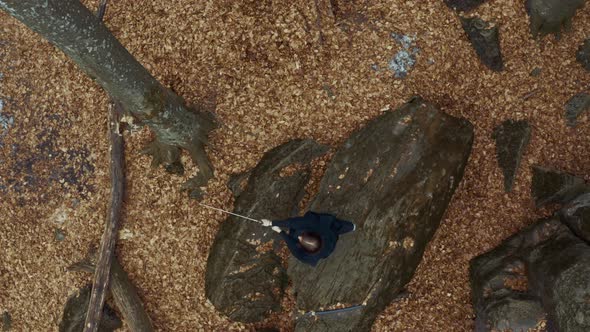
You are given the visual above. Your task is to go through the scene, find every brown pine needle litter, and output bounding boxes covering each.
[1,1,589,331]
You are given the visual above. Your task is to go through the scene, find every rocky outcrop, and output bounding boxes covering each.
[460,16,504,72]
[472,168,590,332]
[525,0,586,38]
[527,219,590,332]
[59,285,122,332]
[492,120,531,192]
[205,140,328,323]
[532,166,585,207]
[288,97,474,331]
[560,191,590,242]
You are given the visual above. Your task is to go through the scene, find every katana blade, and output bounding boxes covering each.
[198,202,263,224]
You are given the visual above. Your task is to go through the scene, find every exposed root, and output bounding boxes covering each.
[141,140,184,175]
[180,140,214,200]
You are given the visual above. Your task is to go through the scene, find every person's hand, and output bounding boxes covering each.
[261,219,272,227]
[271,226,281,233]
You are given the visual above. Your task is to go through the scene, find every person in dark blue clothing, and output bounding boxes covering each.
[262,211,355,267]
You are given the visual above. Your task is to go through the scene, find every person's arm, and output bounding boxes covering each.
[271,218,294,228]
[333,220,355,235]
[272,212,319,229]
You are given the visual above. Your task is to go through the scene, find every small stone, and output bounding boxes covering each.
[492,120,531,192]
[577,39,590,71]
[460,16,504,72]
[54,228,66,242]
[118,229,134,240]
[565,93,590,127]
[444,0,487,12]
[531,166,585,207]
[530,67,542,77]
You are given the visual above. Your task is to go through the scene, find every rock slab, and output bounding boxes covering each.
[560,191,590,242]
[472,171,590,332]
[288,97,474,331]
[526,0,586,38]
[531,165,585,207]
[461,16,504,72]
[492,120,531,192]
[205,139,328,323]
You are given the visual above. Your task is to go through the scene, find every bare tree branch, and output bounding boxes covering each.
[84,101,125,332]
[70,256,155,332]
[83,3,127,331]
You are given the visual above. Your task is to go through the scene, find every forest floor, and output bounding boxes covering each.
[1,1,589,331]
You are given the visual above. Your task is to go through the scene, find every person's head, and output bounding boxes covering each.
[297,232,322,254]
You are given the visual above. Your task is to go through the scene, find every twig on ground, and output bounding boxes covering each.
[70,254,155,332]
[96,0,108,21]
[83,101,125,332]
[521,88,541,101]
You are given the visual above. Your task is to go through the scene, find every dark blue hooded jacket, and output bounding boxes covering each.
[272,211,355,267]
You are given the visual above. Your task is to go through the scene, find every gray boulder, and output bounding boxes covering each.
[205,139,328,323]
[526,218,590,332]
[471,210,590,331]
[560,191,590,242]
[492,120,531,192]
[460,16,504,72]
[470,222,550,332]
[288,97,474,331]
[525,0,586,38]
[531,166,585,208]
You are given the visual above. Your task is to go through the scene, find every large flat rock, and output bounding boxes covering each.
[527,218,590,332]
[288,97,474,331]
[472,189,590,332]
[470,220,553,332]
[526,0,586,38]
[205,139,328,323]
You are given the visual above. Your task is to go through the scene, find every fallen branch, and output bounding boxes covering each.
[82,2,125,331]
[84,101,125,332]
[70,256,155,332]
